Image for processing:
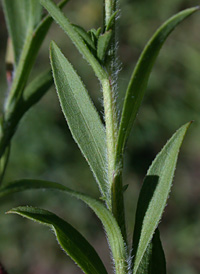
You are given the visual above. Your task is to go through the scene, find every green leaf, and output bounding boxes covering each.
[0,179,127,274]
[149,229,166,274]
[72,24,96,51]
[136,241,152,274]
[0,145,10,184]
[23,69,53,112]
[50,42,108,199]
[0,70,53,159]
[88,28,102,43]
[116,7,199,160]
[8,206,108,274]
[97,30,113,62]
[40,0,106,81]
[29,1,43,30]
[4,0,69,118]
[106,10,119,31]
[135,229,166,274]
[132,122,191,274]
[2,0,42,64]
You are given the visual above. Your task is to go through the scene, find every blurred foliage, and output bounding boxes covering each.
[0,0,200,273]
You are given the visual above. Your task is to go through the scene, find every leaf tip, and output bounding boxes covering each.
[185,120,193,131]
[6,206,28,215]
[190,5,200,15]
[6,209,15,215]
[49,40,59,63]
[49,40,57,52]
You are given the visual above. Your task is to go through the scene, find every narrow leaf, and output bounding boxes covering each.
[72,25,96,51]
[97,30,113,62]
[132,122,191,274]
[0,70,53,160]
[8,206,108,274]
[50,42,108,198]
[40,0,106,81]
[0,146,10,185]
[5,0,69,117]
[88,28,102,42]
[29,1,43,30]
[88,28,102,49]
[2,0,42,64]
[0,179,127,274]
[23,69,53,112]
[136,242,152,274]
[149,229,166,274]
[135,229,166,274]
[106,10,119,31]
[117,7,199,159]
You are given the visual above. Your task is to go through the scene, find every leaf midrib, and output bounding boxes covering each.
[58,59,108,195]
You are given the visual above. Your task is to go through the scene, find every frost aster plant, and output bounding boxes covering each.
[0,1,199,273]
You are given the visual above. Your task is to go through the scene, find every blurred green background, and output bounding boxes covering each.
[0,0,200,273]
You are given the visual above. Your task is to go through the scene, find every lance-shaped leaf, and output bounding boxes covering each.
[2,0,42,64]
[8,206,108,274]
[23,69,53,112]
[50,42,108,198]
[116,7,199,159]
[106,10,119,31]
[149,229,166,274]
[4,0,69,117]
[97,30,113,62]
[132,122,191,274]
[72,25,96,51]
[0,179,127,274]
[88,28,102,45]
[135,229,166,274]
[40,0,106,81]
[0,70,53,160]
[0,146,10,184]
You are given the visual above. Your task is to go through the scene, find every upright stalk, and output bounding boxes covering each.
[102,79,118,189]
[104,0,116,26]
[103,0,127,242]
[103,0,118,194]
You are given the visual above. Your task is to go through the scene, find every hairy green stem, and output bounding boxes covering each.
[104,0,117,26]
[103,1,127,244]
[103,0,118,189]
[102,79,118,189]
[101,74,127,246]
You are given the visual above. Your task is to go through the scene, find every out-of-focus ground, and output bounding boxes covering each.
[0,0,200,273]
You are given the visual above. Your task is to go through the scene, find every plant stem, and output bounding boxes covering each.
[104,0,116,26]
[103,0,118,187]
[101,67,127,244]
[102,79,118,188]
[103,0,127,243]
